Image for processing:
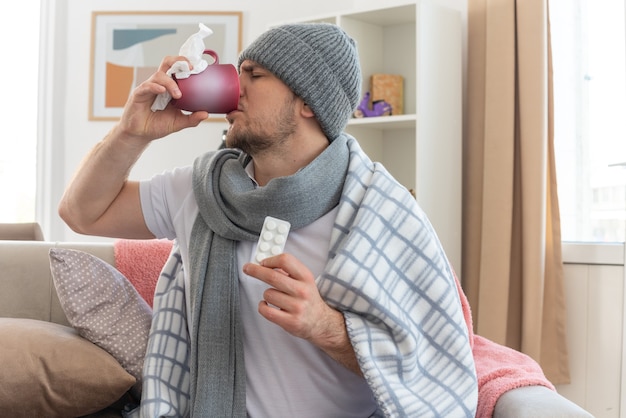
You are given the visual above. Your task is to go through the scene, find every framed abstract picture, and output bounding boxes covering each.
[89,11,242,121]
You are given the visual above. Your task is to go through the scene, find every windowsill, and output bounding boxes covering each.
[562,241,625,266]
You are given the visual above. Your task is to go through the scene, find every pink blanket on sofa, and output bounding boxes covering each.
[114,238,554,417]
[114,239,174,308]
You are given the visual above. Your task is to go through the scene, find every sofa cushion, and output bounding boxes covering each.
[0,318,135,418]
[49,248,152,398]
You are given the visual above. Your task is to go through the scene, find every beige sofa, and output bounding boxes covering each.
[0,241,127,418]
[0,241,115,327]
[0,240,593,417]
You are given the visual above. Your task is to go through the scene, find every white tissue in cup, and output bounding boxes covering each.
[170,49,240,114]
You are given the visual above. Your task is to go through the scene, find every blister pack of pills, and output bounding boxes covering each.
[253,216,291,264]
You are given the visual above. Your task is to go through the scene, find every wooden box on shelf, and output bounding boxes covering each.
[370,73,404,116]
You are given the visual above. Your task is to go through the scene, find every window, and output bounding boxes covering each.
[0,3,40,222]
[551,0,626,243]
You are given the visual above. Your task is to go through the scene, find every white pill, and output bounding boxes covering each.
[253,216,291,264]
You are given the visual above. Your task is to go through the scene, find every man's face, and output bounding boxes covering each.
[224,60,299,155]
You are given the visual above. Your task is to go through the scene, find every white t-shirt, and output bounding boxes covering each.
[140,164,377,417]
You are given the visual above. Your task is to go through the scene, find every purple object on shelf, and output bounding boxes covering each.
[353,91,392,118]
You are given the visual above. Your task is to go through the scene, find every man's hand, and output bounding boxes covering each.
[243,253,363,376]
[115,55,209,146]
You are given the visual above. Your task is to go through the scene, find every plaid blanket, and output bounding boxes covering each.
[133,136,478,417]
[137,245,190,417]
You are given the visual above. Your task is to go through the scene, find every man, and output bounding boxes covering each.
[60,23,478,417]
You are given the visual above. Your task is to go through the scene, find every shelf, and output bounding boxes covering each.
[347,114,416,130]
[291,0,463,272]
[340,4,416,26]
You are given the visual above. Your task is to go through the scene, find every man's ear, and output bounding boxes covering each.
[300,102,316,118]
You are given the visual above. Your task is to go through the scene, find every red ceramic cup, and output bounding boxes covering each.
[170,49,239,114]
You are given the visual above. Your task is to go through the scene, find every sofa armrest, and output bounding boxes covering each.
[494,385,593,418]
[0,222,44,240]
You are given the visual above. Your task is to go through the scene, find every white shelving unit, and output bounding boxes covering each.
[284,0,463,271]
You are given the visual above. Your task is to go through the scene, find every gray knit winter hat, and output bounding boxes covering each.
[238,23,362,142]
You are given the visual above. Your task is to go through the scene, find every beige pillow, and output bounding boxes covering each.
[0,318,135,418]
[49,247,152,398]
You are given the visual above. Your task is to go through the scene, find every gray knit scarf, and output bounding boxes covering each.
[187,134,349,417]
